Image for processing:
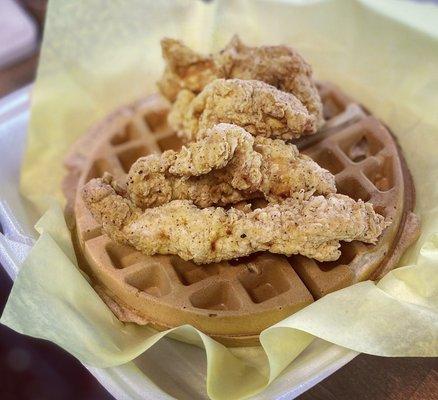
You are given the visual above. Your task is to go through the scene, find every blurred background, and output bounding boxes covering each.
[0,0,436,399]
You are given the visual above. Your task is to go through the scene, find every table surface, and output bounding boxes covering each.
[0,4,437,400]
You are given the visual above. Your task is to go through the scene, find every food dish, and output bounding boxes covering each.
[64,80,419,345]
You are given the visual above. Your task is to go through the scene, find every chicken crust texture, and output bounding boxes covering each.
[158,36,323,131]
[82,176,387,264]
[168,79,313,141]
[126,123,336,209]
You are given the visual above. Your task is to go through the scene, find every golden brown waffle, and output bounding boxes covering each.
[64,82,420,346]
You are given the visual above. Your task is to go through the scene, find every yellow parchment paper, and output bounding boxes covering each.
[1,1,438,399]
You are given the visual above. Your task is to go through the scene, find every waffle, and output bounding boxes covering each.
[64,82,420,346]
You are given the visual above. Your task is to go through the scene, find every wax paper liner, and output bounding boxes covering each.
[1,1,438,399]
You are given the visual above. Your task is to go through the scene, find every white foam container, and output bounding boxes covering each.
[0,0,38,69]
[0,87,358,400]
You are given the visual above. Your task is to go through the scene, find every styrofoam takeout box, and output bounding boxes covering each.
[0,0,37,69]
[0,88,358,400]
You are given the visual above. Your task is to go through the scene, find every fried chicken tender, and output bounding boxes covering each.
[158,38,220,101]
[158,36,323,131]
[168,79,313,141]
[82,176,387,264]
[126,124,336,209]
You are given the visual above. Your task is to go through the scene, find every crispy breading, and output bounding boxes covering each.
[158,35,324,131]
[82,176,387,264]
[126,124,336,208]
[168,79,313,141]
[158,38,220,99]
[254,135,336,201]
[217,35,323,131]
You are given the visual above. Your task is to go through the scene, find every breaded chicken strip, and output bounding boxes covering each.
[82,176,387,264]
[158,38,220,101]
[168,79,313,141]
[158,36,323,131]
[127,124,336,209]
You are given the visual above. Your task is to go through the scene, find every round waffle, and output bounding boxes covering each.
[64,82,420,346]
